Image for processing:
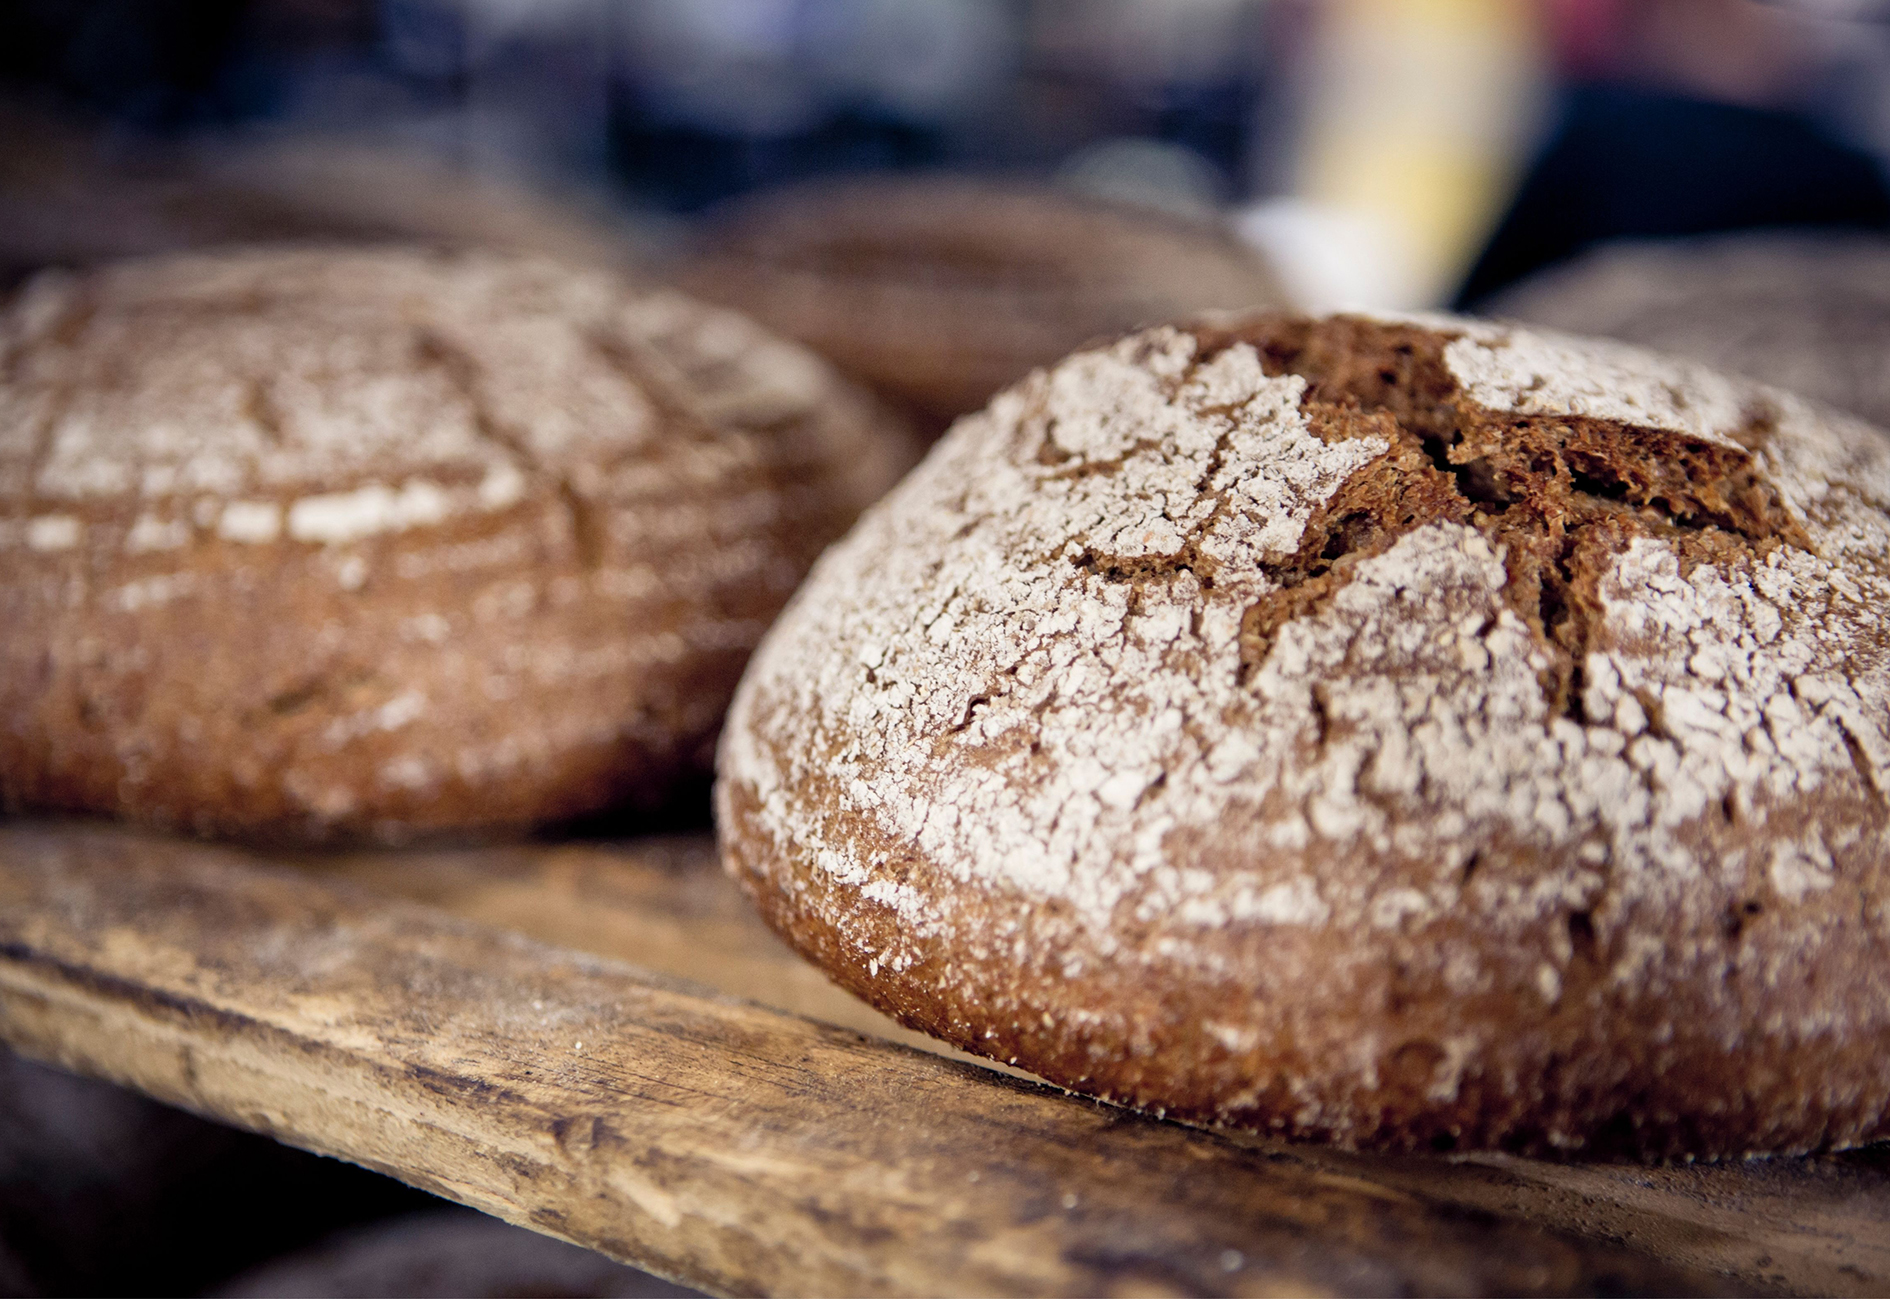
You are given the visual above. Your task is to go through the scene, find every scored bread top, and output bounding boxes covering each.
[1,245,911,839]
[2,246,897,534]
[718,311,1890,1155]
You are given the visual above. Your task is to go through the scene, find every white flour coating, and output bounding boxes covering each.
[25,515,80,550]
[0,247,867,544]
[725,316,1890,962]
[1,246,908,837]
[1439,317,1750,449]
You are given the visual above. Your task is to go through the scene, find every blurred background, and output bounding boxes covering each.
[5,0,1889,307]
[4,2,1890,1295]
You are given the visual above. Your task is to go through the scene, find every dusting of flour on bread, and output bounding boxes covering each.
[1,246,912,840]
[720,310,1890,1155]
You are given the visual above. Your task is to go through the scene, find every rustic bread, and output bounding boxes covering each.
[670,176,1287,435]
[718,311,1890,1157]
[1486,231,1890,431]
[0,246,912,841]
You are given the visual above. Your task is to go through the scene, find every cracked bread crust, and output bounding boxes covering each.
[717,310,1890,1157]
[0,246,913,841]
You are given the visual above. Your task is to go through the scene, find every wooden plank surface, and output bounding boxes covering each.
[0,823,1881,1296]
[292,835,970,1065]
[303,834,1890,1297]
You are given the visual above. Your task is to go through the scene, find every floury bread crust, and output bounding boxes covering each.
[718,312,1890,1157]
[1,246,911,840]
[1485,232,1890,432]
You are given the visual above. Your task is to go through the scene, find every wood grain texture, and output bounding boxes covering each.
[296,834,1009,1071]
[0,822,1736,1298]
[307,832,1890,1296]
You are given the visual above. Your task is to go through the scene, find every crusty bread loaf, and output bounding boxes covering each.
[0,246,912,841]
[671,176,1288,434]
[1486,231,1890,431]
[718,310,1890,1158]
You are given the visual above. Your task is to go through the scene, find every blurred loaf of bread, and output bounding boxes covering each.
[671,176,1289,434]
[0,245,912,841]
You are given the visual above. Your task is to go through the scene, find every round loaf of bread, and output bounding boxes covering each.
[671,176,1287,434]
[1,246,912,841]
[718,311,1890,1157]
[1486,232,1890,431]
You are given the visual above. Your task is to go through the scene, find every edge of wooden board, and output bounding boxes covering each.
[0,822,1752,1297]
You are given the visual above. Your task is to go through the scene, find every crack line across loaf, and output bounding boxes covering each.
[723,313,1890,966]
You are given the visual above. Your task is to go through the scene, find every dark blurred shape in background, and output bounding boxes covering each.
[2,1,1888,306]
[1460,0,1890,304]
[1,1042,699,1295]
[213,1205,698,1297]
[1457,85,1890,307]
[0,1045,438,1295]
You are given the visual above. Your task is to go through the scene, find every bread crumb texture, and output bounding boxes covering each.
[718,311,1890,1156]
[1,245,910,840]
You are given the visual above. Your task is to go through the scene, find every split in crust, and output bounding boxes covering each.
[719,310,1890,1158]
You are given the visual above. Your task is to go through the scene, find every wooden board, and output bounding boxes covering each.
[1,822,1886,1296]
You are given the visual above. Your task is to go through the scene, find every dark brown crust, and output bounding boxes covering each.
[717,312,1890,1158]
[0,248,912,842]
[1200,316,1808,719]
[722,772,1890,1159]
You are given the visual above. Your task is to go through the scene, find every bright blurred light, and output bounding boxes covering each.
[1234,197,1424,311]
